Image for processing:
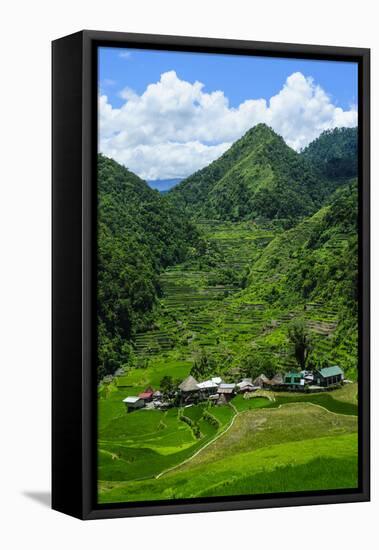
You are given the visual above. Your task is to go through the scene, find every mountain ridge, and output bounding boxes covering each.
[168,123,334,224]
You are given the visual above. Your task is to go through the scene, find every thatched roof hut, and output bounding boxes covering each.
[179,375,199,392]
[253,374,270,388]
[269,373,284,386]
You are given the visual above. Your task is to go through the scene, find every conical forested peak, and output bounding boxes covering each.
[243,122,280,140]
[168,122,327,224]
[224,123,288,159]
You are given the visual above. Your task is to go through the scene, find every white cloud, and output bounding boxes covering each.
[99,70,357,180]
[119,51,132,59]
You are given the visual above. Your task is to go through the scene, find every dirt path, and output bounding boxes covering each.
[155,398,356,480]
[155,405,239,479]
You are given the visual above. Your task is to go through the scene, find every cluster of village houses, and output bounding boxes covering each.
[123,365,344,412]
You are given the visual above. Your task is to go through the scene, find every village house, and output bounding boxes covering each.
[262,373,285,389]
[253,374,270,388]
[138,388,154,402]
[216,383,236,404]
[300,370,314,383]
[270,373,284,386]
[123,396,144,412]
[237,378,257,393]
[315,366,344,387]
[122,365,346,414]
[283,372,304,390]
[197,379,220,398]
[152,390,162,400]
[179,375,200,404]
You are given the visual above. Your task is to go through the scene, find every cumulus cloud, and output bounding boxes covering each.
[99,70,357,180]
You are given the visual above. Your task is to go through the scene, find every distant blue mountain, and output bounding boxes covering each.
[147,178,183,192]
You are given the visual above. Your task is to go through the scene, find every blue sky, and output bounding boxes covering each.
[99,47,357,110]
[98,47,358,180]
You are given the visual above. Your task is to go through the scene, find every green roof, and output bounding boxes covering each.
[318,366,343,378]
[284,372,302,384]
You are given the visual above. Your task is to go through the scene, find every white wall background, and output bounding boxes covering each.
[1,0,376,547]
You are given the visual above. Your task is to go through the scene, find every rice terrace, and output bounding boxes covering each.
[97,48,360,505]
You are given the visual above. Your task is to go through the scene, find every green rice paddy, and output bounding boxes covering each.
[98,221,359,503]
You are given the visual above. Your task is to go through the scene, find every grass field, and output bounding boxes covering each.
[98,403,358,503]
[98,221,359,503]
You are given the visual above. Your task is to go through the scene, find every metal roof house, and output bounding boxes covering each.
[315,366,344,387]
[138,389,154,401]
[237,379,256,392]
[283,372,304,390]
[217,383,236,394]
[216,383,236,403]
[197,380,219,391]
[123,396,144,412]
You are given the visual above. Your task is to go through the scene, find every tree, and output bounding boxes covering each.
[240,351,277,380]
[160,375,174,395]
[288,319,312,370]
[190,350,216,379]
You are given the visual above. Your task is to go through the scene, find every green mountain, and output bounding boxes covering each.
[169,123,331,224]
[97,154,199,380]
[243,179,358,375]
[301,127,357,180]
[97,125,359,380]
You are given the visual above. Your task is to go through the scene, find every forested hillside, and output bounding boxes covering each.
[169,124,339,225]
[97,155,199,380]
[301,127,357,180]
[97,125,359,504]
[97,126,359,381]
[243,179,358,374]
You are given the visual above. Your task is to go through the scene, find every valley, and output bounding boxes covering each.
[97,125,359,503]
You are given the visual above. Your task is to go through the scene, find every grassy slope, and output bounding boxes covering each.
[99,402,357,503]
[98,215,358,502]
[97,142,359,502]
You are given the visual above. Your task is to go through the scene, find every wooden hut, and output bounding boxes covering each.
[179,375,199,392]
[179,375,200,403]
[253,374,270,388]
[268,373,284,388]
[138,389,154,402]
[123,396,144,412]
[237,378,256,393]
[217,383,236,403]
[216,393,229,406]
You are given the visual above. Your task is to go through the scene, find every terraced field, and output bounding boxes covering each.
[98,400,358,503]
[98,220,359,503]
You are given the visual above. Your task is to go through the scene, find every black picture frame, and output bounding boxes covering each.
[52,30,370,520]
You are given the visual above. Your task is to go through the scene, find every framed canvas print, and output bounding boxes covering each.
[52,30,370,519]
